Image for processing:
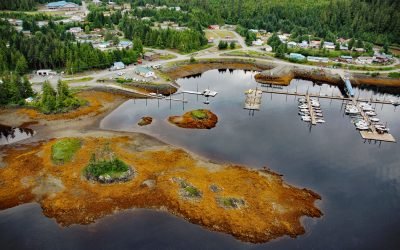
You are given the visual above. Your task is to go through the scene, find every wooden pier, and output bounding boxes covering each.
[306,94,317,125]
[244,89,263,110]
[351,99,396,143]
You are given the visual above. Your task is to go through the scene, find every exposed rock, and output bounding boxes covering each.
[141,179,156,188]
[138,116,153,126]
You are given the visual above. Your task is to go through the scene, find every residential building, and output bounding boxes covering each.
[118,41,133,49]
[289,53,306,61]
[252,39,263,46]
[208,25,220,30]
[261,45,273,52]
[340,45,349,51]
[299,41,309,48]
[93,0,101,5]
[307,56,329,63]
[37,21,49,28]
[287,41,297,48]
[97,42,111,49]
[110,62,125,71]
[46,1,80,10]
[339,55,353,63]
[310,40,321,49]
[37,69,56,76]
[67,27,83,34]
[323,42,335,50]
[135,66,156,78]
[354,48,365,53]
[356,57,373,65]
[144,52,159,61]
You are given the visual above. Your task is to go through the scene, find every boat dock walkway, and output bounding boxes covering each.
[244,89,263,110]
[306,94,317,125]
[351,98,396,143]
[261,88,396,105]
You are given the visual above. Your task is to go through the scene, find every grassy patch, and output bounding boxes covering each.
[61,77,94,84]
[191,110,208,120]
[388,72,400,78]
[159,54,177,60]
[216,197,246,209]
[51,138,81,164]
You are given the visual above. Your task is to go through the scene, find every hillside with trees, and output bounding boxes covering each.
[134,0,400,45]
[0,0,81,11]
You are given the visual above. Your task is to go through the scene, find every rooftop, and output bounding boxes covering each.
[47,1,79,7]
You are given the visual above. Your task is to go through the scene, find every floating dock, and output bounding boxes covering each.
[352,99,396,143]
[306,94,317,125]
[244,89,263,110]
[182,89,218,97]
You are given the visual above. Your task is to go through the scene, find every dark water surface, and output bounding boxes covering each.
[1,70,400,249]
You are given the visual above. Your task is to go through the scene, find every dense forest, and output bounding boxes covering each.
[133,0,400,45]
[0,0,81,11]
[0,18,140,75]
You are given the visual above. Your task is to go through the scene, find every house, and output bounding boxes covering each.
[118,41,133,49]
[8,19,23,26]
[249,29,258,33]
[36,69,56,76]
[299,41,309,49]
[135,66,156,78]
[289,53,305,61]
[252,39,263,46]
[97,42,111,49]
[110,62,125,71]
[310,40,321,49]
[323,42,335,50]
[307,56,329,63]
[70,15,83,22]
[208,25,220,30]
[46,1,80,10]
[67,27,82,34]
[93,0,101,5]
[339,55,353,63]
[354,48,365,53]
[141,17,151,21]
[144,52,159,61]
[340,45,349,51]
[356,57,373,65]
[22,30,31,36]
[25,97,34,103]
[37,21,49,28]
[373,55,389,63]
[287,41,297,48]
[261,45,273,52]
[278,34,288,43]
[208,37,215,43]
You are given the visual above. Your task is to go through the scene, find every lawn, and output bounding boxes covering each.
[51,138,82,164]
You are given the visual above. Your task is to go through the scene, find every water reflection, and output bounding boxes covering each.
[0,124,35,145]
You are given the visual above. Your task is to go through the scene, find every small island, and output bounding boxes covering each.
[168,109,218,129]
[137,116,153,126]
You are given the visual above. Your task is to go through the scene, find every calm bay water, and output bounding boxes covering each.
[1,69,400,249]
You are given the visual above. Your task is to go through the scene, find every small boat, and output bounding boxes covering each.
[370,117,380,123]
[302,117,311,122]
[391,100,400,106]
[298,98,306,103]
[298,104,308,109]
[356,126,370,131]
[316,119,325,123]
[365,111,376,116]
[315,113,324,117]
[203,100,210,104]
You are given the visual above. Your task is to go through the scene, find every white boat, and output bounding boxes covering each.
[203,89,218,97]
[370,117,380,122]
[365,111,376,116]
[302,117,311,122]
[356,126,370,131]
[346,108,360,115]
[203,100,210,104]
[298,98,306,103]
[298,104,308,109]
[316,119,325,123]
[315,113,324,117]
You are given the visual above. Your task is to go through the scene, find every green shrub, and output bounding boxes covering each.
[191,110,208,119]
[388,72,400,78]
[52,138,81,164]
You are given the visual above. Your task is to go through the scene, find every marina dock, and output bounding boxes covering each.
[306,94,317,125]
[244,89,263,110]
[351,99,396,143]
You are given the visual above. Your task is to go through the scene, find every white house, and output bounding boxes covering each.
[252,39,263,46]
[67,27,82,34]
[135,66,156,78]
[36,69,56,76]
[287,41,297,48]
[307,56,329,63]
[323,42,335,50]
[46,1,80,10]
[110,62,125,71]
[356,57,373,65]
